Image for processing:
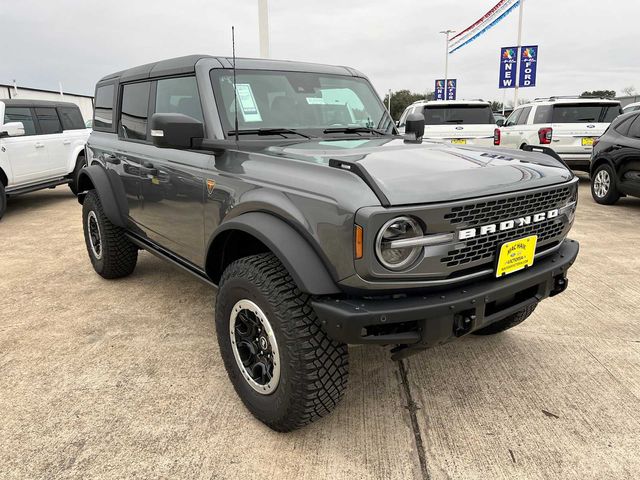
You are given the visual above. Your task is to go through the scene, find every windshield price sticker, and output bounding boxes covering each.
[235,84,262,122]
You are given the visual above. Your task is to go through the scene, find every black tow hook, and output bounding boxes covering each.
[550,275,569,297]
[454,311,476,337]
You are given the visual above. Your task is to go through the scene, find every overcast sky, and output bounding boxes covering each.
[2,0,639,104]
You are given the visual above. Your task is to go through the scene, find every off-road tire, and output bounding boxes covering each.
[82,190,137,279]
[68,154,86,196]
[472,303,537,335]
[216,253,349,431]
[591,163,620,205]
[0,182,6,220]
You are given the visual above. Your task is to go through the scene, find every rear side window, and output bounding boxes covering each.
[627,115,640,138]
[422,105,494,125]
[35,107,62,134]
[533,105,552,124]
[552,103,622,123]
[614,115,635,136]
[94,84,115,130]
[155,76,203,122]
[120,82,151,141]
[505,109,521,127]
[58,107,85,130]
[516,106,531,125]
[3,107,37,135]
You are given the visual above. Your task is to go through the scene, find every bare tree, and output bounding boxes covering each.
[622,85,637,97]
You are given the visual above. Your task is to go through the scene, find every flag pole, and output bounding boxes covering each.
[513,0,524,107]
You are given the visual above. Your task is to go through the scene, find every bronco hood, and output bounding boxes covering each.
[268,138,574,206]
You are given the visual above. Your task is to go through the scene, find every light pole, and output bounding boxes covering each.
[258,0,270,58]
[440,30,454,100]
[513,0,525,107]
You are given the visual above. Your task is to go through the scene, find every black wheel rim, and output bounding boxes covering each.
[87,211,102,259]
[229,299,280,394]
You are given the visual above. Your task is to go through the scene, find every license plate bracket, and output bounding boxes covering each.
[496,235,538,277]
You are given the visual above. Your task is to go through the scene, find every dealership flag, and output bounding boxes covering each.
[435,80,445,100]
[446,79,457,100]
[518,45,538,87]
[499,47,518,89]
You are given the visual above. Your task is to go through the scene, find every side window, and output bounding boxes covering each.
[614,115,635,136]
[398,106,413,127]
[3,107,37,135]
[516,106,531,125]
[120,82,151,141]
[94,84,115,130]
[505,109,521,127]
[627,115,640,139]
[35,107,62,135]
[533,105,552,124]
[155,77,203,122]
[58,107,85,130]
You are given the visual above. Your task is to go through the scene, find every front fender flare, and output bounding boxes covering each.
[208,212,341,295]
[76,165,128,228]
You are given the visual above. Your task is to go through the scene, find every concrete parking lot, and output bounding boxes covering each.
[1,177,638,479]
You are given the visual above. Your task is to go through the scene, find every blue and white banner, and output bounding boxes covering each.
[446,79,457,100]
[518,45,538,87]
[435,79,446,100]
[498,47,518,89]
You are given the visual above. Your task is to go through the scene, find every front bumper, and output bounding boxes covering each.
[312,239,579,359]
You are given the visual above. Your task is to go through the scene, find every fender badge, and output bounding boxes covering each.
[207,179,216,195]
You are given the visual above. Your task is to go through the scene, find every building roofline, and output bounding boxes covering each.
[0,83,93,99]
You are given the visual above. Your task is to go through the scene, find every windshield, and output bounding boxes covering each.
[422,105,495,125]
[551,103,622,123]
[211,69,392,137]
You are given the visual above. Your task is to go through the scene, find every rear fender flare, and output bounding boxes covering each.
[76,165,128,228]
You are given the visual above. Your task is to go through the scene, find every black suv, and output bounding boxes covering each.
[78,55,580,431]
[590,111,640,204]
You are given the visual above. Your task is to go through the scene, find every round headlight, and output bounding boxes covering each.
[375,216,424,271]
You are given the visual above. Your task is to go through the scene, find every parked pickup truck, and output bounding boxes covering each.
[0,99,89,219]
[77,55,580,431]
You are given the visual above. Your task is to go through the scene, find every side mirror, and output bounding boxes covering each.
[150,113,204,149]
[0,121,25,138]
[496,119,505,127]
[404,113,425,143]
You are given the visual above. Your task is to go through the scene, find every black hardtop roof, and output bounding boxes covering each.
[1,98,80,109]
[97,54,366,84]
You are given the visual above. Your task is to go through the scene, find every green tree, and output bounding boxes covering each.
[581,90,616,99]
[383,90,433,120]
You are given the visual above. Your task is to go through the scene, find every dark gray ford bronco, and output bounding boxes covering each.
[78,55,579,431]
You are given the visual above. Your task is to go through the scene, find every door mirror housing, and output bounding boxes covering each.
[403,113,425,143]
[150,113,204,149]
[0,122,25,138]
[496,118,505,127]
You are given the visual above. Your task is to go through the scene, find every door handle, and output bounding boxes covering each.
[63,140,71,145]
[103,153,120,165]
[35,143,45,148]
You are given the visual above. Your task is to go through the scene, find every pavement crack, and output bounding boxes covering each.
[397,359,430,480]
[509,448,517,464]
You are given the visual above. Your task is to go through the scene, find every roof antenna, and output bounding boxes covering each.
[232,26,239,143]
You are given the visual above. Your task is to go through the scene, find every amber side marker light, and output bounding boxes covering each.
[354,225,364,259]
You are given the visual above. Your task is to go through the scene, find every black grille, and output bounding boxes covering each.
[442,219,565,267]
[443,185,576,228]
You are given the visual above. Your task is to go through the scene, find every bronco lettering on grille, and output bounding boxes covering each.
[458,209,559,240]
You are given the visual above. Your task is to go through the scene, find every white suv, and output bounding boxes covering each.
[397,100,497,147]
[496,97,622,171]
[0,99,90,219]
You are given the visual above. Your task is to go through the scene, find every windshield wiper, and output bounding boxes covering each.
[577,118,596,122]
[445,119,464,124]
[227,128,313,139]
[323,126,386,136]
